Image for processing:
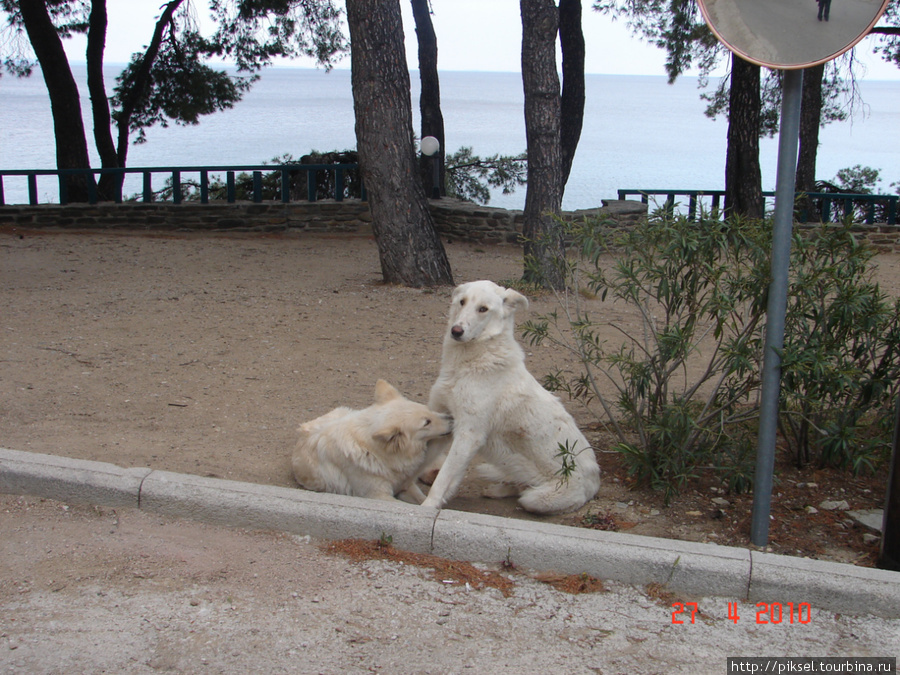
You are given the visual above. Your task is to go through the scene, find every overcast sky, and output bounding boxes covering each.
[62,0,899,80]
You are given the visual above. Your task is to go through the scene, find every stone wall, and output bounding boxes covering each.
[0,198,647,245]
[0,200,372,235]
[3,198,899,251]
[846,224,900,253]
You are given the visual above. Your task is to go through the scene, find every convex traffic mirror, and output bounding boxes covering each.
[698,0,890,69]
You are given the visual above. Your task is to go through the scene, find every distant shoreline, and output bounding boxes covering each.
[47,61,900,83]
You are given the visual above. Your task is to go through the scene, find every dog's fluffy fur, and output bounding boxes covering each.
[292,380,452,502]
[421,280,601,514]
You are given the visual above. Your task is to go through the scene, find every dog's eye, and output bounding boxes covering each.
[478,305,489,313]
[423,418,431,426]
[459,298,466,307]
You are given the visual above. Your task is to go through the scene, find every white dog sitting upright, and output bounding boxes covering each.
[292,379,452,503]
[421,280,600,514]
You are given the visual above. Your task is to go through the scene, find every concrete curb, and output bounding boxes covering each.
[0,447,152,508]
[2,447,898,618]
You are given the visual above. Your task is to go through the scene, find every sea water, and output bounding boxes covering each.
[1,65,897,209]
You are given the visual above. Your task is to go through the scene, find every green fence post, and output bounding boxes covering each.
[281,169,290,203]
[227,172,236,203]
[172,171,182,204]
[335,168,344,202]
[252,171,262,203]
[307,170,316,202]
[200,171,209,204]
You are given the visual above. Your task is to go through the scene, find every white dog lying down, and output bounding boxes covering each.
[421,280,601,514]
[292,380,452,502]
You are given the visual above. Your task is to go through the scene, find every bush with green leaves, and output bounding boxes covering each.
[523,210,900,502]
[779,226,900,473]
[523,211,770,501]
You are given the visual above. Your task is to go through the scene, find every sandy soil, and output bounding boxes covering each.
[0,228,598,515]
[1,227,895,551]
[1,228,899,672]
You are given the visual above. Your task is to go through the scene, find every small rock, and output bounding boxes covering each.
[848,509,884,532]
[818,499,849,511]
[685,510,703,517]
[862,533,880,545]
[805,482,818,489]
[805,506,819,515]
[711,497,730,507]
[650,509,660,516]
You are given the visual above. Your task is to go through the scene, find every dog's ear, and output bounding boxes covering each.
[502,287,529,313]
[372,425,404,446]
[374,379,402,404]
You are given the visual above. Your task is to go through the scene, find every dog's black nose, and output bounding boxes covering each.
[451,325,464,340]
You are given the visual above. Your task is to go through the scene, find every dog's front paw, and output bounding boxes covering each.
[420,495,442,510]
[397,483,427,504]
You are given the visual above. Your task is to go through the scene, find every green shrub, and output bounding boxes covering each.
[779,225,900,472]
[524,210,899,501]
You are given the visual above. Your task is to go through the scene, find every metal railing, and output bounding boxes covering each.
[617,189,898,225]
[0,164,361,206]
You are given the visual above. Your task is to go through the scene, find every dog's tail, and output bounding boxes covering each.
[517,482,585,515]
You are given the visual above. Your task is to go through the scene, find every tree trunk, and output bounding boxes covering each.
[795,63,825,222]
[520,0,565,290]
[18,0,93,203]
[724,55,763,219]
[411,0,445,198]
[87,0,121,200]
[558,0,585,196]
[346,0,453,287]
[114,0,185,167]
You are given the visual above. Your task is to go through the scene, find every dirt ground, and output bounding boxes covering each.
[1,228,899,672]
[1,227,895,560]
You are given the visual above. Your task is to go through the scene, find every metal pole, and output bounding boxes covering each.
[879,396,900,570]
[750,68,804,547]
